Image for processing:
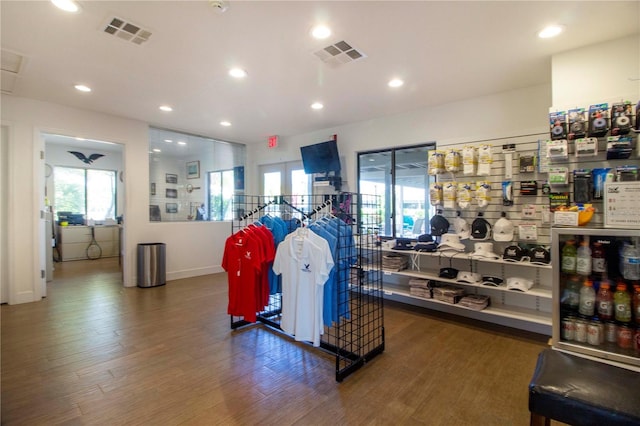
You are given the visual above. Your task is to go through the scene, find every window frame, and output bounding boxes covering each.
[53,166,117,221]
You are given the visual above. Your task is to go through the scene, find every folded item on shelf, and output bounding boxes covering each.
[410,287,432,299]
[433,285,465,304]
[382,253,410,271]
[409,278,432,288]
[506,277,534,292]
[458,294,490,310]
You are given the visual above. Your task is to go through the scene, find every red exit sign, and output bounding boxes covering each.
[268,135,278,148]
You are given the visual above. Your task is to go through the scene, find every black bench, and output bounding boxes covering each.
[528,349,640,426]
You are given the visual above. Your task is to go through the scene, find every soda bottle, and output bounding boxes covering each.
[614,282,632,323]
[576,241,592,276]
[562,240,577,274]
[596,281,613,320]
[579,279,596,316]
[591,242,607,279]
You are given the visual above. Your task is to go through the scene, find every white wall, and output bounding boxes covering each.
[551,34,640,109]
[1,96,229,305]
[247,83,553,194]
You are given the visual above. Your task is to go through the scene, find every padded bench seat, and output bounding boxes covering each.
[528,349,640,426]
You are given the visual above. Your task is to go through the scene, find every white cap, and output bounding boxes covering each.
[452,216,471,240]
[471,242,500,259]
[506,277,534,292]
[493,216,514,242]
[438,234,466,252]
[456,271,482,284]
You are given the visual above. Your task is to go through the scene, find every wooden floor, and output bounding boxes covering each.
[2,257,555,425]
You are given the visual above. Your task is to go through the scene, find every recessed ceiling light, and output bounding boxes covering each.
[229,68,247,78]
[159,105,173,112]
[75,137,86,141]
[164,139,173,143]
[388,78,404,88]
[220,121,231,127]
[538,25,563,39]
[51,0,80,13]
[311,25,331,40]
[74,84,91,92]
[311,102,324,110]
[177,141,187,145]
[152,148,161,153]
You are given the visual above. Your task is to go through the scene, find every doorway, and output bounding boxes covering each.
[44,133,124,282]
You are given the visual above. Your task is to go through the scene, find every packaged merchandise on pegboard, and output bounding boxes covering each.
[443,182,457,209]
[475,181,491,208]
[457,182,473,209]
[444,149,462,173]
[477,144,493,176]
[462,145,477,176]
[428,150,445,175]
[430,182,443,206]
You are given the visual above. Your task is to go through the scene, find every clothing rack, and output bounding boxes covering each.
[228,193,385,382]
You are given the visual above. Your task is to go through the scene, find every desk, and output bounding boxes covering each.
[57,225,120,261]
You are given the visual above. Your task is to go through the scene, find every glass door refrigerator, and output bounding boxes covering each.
[551,227,640,371]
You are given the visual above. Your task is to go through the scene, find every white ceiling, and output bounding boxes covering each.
[2,1,639,146]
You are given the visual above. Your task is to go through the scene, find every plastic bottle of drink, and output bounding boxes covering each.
[562,240,577,275]
[596,281,613,320]
[591,242,607,279]
[562,275,581,312]
[579,279,596,316]
[633,284,640,325]
[622,243,640,280]
[614,282,632,323]
[576,241,592,276]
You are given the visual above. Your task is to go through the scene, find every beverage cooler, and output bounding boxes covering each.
[551,227,640,371]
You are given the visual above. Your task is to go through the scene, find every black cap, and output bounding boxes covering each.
[503,245,525,262]
[393,238,414,250]
[529,246,551,264]
[430,215,450,236]
[471,215,491,240]
[481,276,504,287]
[439,267,458,279]
[418,234,433,242]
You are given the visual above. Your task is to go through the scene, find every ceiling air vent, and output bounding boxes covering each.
[1,49,26,94]
[103,17,152,45]
[314,40,366,67]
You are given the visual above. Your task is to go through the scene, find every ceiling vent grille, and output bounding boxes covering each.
[103,17,152,45]
[1,49,25,94]
[313,40,366,67]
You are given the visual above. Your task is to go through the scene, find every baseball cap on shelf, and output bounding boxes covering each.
[471,242,500,259]
[393,238,414,250]
[430,213,450,236]
[456,271,482,284]
[529,246,551,265]
[503,245,526,262]
[493,212,514,242]
[471,212,492,240]
[439,267,459,279]
[506,277,534,292]
[481,276,504,287]
[438,233,466,252]
[452,213,471,240]
[417,234,433,242]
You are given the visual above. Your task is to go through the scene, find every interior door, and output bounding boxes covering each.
[0,125,8,303]
[259,161,310,199]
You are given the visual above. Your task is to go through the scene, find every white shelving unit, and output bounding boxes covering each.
[362,246,553,334]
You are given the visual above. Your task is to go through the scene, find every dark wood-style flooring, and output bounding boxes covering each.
[2,257,558,425]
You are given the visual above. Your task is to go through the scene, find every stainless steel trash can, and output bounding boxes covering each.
[137,243,166,288]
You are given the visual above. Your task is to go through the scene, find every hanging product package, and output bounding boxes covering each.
[457,182,473,209]
[445,149,462,173]
[573,170,592,203]
[443,182,457,209]
[477,144,492,176]
[462,145,477,176]
[502,181,514,206]
[428,150,445,175]
[476,181,491,208]
[430,182,443,206]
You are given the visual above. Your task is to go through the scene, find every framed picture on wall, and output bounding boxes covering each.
[166,203,178,214]
[166,188,178,198]
[186,161,200,179]
[150,182,156,195]
[166,173,178,184]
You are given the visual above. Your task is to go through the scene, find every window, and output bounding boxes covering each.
[54,167,117,220]
[358,144,435,238]
[208,169,234,221]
